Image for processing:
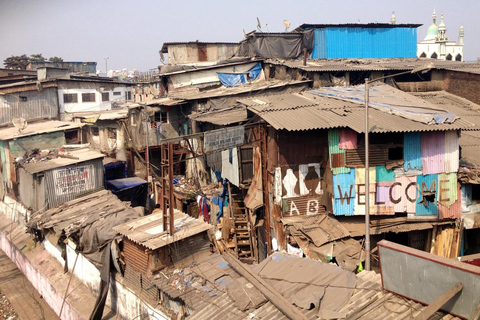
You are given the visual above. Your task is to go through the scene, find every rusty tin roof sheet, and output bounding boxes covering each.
[114,210,213,250]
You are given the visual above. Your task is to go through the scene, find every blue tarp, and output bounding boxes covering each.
[106,177,147,192]
[217,73,246,87]
[217,63,261,87]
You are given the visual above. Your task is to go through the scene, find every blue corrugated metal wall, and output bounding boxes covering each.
[312,27,417,59]
[333,170,355,216]
[416,174,438,216]
[404,132,422,171]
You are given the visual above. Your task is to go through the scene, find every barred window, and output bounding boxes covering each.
[82,93,96,102]
[101,92,109,102]
[126,91,132,100]
[63,93,78,103]
[113,91,121,96]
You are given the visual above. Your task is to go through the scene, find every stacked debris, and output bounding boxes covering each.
[14,147,80,166]
[282,214,364,272]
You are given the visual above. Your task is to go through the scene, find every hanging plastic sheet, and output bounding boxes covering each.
[217,72,246,87]
[248,63,262,80]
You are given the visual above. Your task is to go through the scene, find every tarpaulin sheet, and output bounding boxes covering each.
[217,63,262,87]
[106,177,147,192]
[235,30,313,59]
[217,73,246,87]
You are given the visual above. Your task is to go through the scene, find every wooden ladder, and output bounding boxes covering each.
[228,183,255,263]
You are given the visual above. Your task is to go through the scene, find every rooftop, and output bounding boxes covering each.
[295,23,422,31]
[0,120,84,141]
[21,147,105,174]
[114,210,213,250]
[266,58,480,73]
[239,85,474,133]
[160,41,240,53]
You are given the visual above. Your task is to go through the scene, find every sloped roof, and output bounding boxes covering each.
[21,148,105,174]
[114,210,213,250]
[266,58,478,73]
[188,106,248,125]
[240,85,474,132]
[0,120,84,141]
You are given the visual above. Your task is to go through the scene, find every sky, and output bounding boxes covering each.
[1,0,479,72]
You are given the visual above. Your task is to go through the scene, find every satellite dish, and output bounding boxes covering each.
[283,20,291,31]
[257,17,262,31]
[12,117,27,134]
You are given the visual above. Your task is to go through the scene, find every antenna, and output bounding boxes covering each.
[257,17,262,31]
[12,117,27,134]
[283,20,291,31]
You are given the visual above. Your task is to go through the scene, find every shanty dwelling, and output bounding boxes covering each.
[71,109,130,161]
[0,79,58,126]
[113,210,213,317]
[262,58,480,103]
[235,83,476,267]
[160,41,240,66]
[0,120,86,221]
[410,91,480,256]
[0,66,134,123]
[16,147,105,215]
[21,190,157,319]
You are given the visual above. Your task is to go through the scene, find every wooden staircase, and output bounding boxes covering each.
[228,184,255,263]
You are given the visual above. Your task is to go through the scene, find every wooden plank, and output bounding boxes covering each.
[222,250,308,320]
[414,282,463,320]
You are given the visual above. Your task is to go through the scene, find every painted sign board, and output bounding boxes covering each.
[53,164,96,196]
[204,126,244,153]
[283,195,325,216]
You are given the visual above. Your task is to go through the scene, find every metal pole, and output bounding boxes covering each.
[364,78,371,271]
[105,57,109,73]
[145,109,150,214]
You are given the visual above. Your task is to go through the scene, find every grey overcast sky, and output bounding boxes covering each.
[1,0,479,72]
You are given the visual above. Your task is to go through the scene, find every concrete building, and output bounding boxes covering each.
[417,10,464,61]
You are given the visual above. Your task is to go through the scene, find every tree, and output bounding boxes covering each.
[3,54,30,69]
[29,53,46,62]
[49,56,63,63]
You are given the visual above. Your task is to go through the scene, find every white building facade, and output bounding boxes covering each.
[417,10,464,61]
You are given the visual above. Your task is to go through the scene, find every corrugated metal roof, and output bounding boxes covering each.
[242,86,474,132]
[21,148,105,174]
[168,79,310,100]
[126,97,186,108]
[313,84,457,124]
[412,91,480,130]
[114,210,213,250]
[0,120,85,141]
[296,23,422,30]
[266,57,478,73]
[188,106,248,125]
[73,109,128,120]
[281,214,351,247]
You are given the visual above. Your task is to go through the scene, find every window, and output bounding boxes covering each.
[154,111,168,123]
[113,91,121,96]
[65,130,79,144]
[82,93,96,102]
[108,128,117,140]
[63,93,78,103]
[101,92,109,102]
[126,91,132,100]
[91,127,99,136]
[19,96,27,102]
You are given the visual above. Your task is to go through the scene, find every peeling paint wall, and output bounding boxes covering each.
[329,129,460,219]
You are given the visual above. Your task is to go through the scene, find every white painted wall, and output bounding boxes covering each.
[58,86,133,115]
[44,238,168,320]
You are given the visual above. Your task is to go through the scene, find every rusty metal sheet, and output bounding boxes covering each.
[331,153,345,168]
[345,145,387,167]
[124,238,149,274]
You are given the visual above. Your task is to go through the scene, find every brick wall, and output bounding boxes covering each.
[444,71,480,105]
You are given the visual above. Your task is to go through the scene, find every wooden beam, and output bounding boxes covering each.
[222,250,308,320]
[415,282,463,320]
